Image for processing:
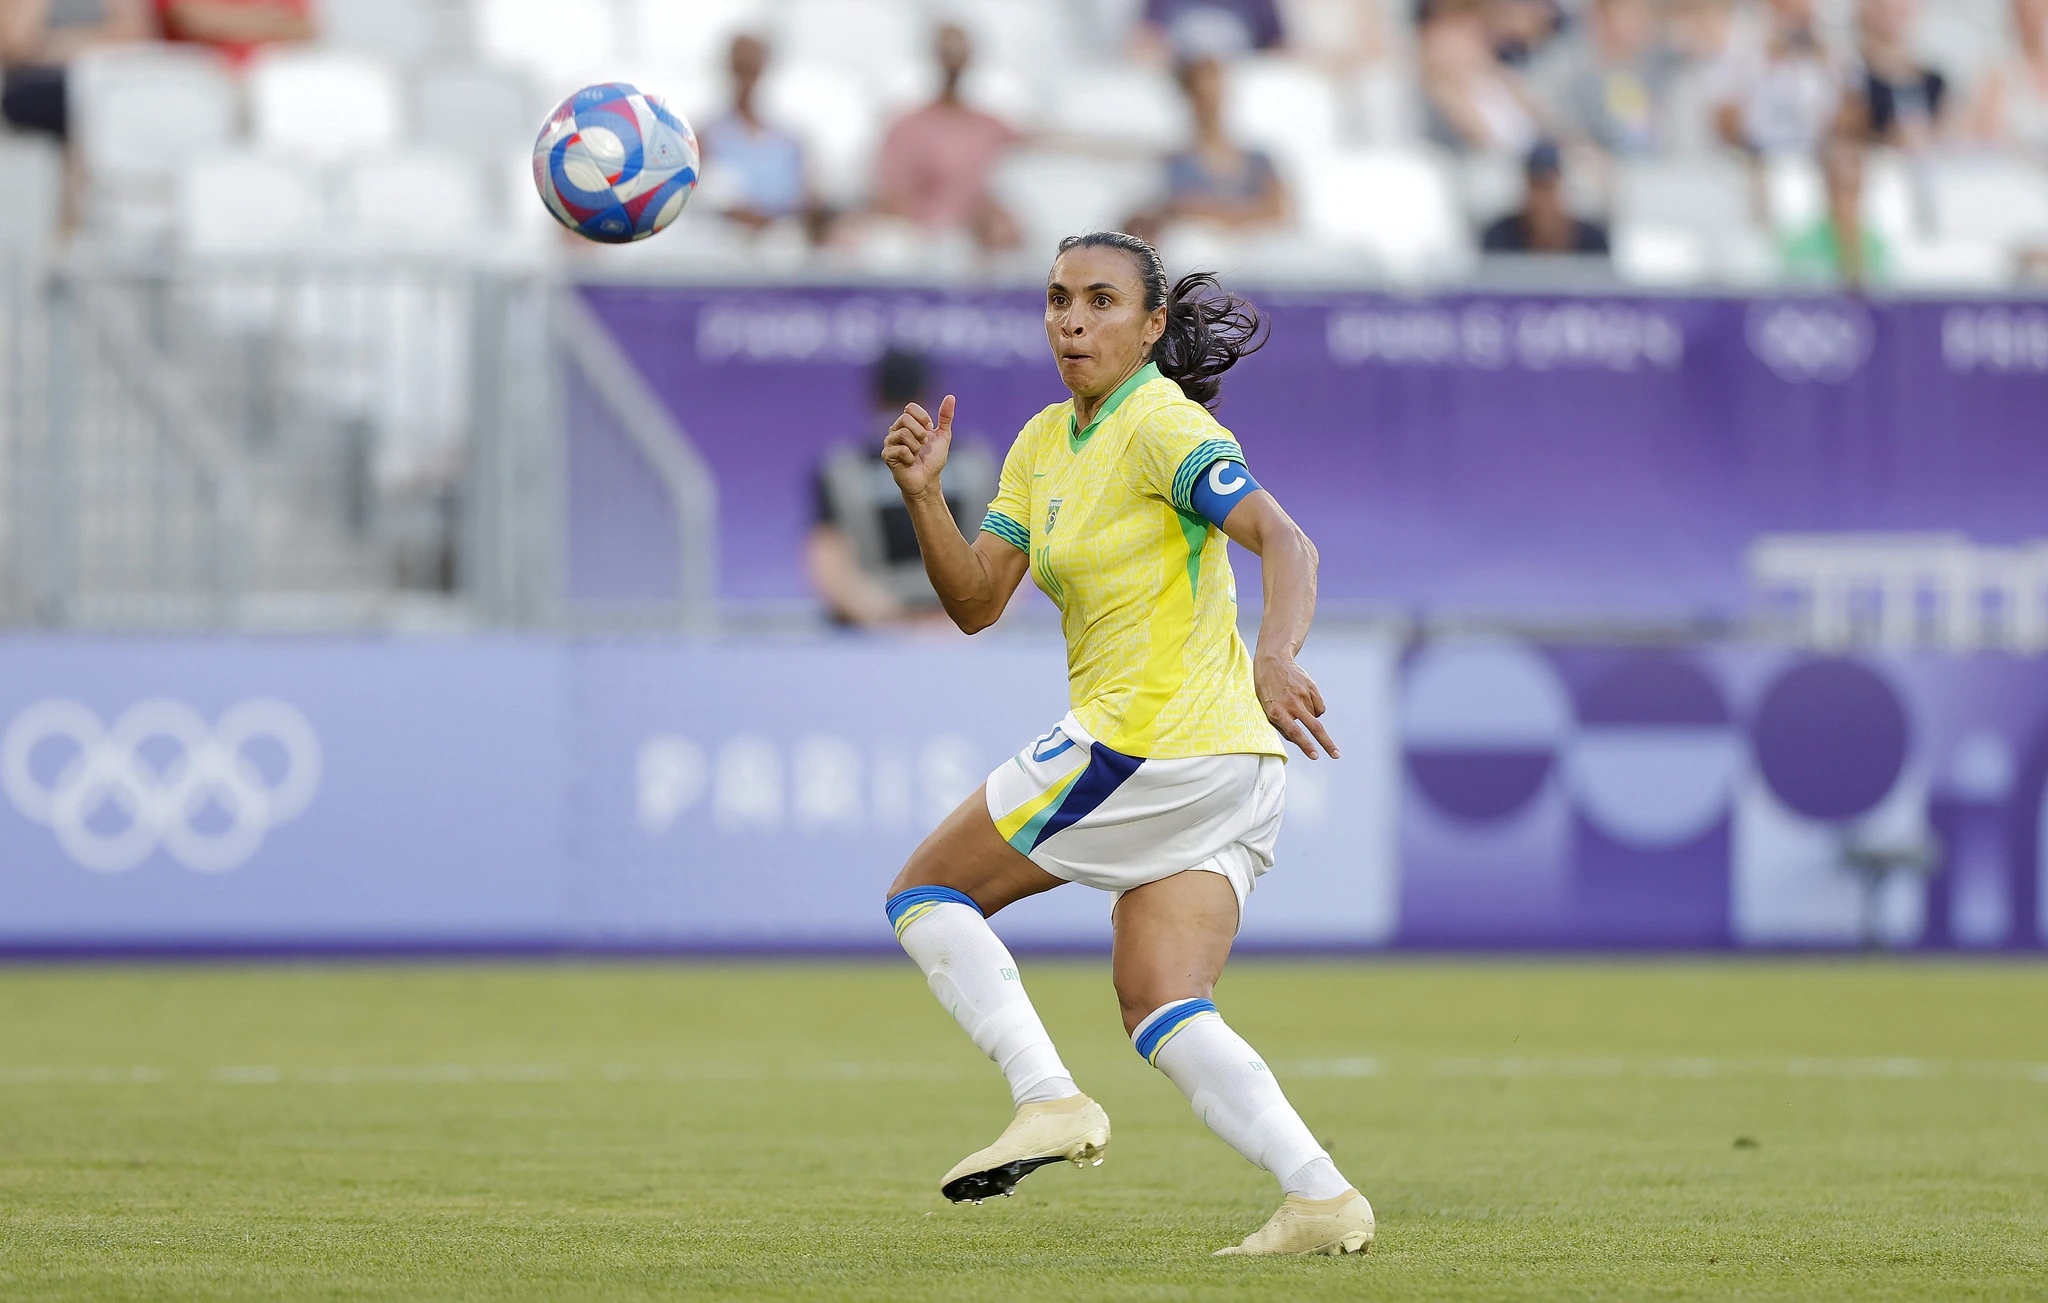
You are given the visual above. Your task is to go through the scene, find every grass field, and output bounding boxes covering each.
[1,960,2044,1301]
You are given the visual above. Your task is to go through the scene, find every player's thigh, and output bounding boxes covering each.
[887,782,1065,916]
[1110,869,1239,1036]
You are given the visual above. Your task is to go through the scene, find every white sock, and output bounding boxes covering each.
[1134,998,1353,1200]
[888,889,1079,1108]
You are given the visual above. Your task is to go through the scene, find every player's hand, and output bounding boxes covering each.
[1255,653,1339,760]
[882,394,955,501]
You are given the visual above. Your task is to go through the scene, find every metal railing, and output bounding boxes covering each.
[0,254,715,632]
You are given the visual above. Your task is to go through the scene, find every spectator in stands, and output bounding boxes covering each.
[1712,0,1842,155]
[697,33,828,243]
[1135,0,1285,60]
[871,23,1020,252]
[1529,0,1672,156]
[1420,0,1548,151]
[1279,0,1389,72]
[1480,139,1609,254]
[153,0,312,64]
[808,349,994,628]
[1127,56,1289,240]
[0,0,150,140]
[1964,0,2048,152]
[1781,128,1888,288]
[1852,0,1946,150]
[1485,0,1563,68]
[1660,0,1745,152]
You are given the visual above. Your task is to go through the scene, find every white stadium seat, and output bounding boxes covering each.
[1457,150,1525,227]
[413,65,540,157]
[1297,147,1469,280]
[1927,156,2048,248]
[71,46,236,183]
[991,150,1166,258]
[340,151,489,252]
[1226,57,1342,169]
[1614,155,1753,235]
[1613,225,1712,286]
[1047,65,1187,151]
[475,0,621,89]
[178,153,325,257]
[70,45,238,242]
[631,0,767,98]
[774,0,924,95]
[761,60,884,208]
[249,51,404,163]
[322,0,439,62]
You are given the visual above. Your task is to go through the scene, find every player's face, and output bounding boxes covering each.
[1045,247,1165,399]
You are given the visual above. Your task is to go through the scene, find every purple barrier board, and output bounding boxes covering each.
[576,287,2048,619]
[0,635,2040,952]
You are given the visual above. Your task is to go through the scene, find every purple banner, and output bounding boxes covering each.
[1398,639,2048,950]
[577,287,2048,619]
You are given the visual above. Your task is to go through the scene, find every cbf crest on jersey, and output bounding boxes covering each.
[1046,498,1064,534]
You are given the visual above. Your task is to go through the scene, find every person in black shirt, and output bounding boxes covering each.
[1855,0,1945,150]
[808,349,995,627]
[1481,139,1610,255]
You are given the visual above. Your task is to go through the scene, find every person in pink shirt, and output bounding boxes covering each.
[871,23,1021,251]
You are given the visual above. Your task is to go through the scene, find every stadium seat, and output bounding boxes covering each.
[944,0,1071,86]
[340,152,489,252]
[475,0,621,90]
[1457,150,1524,228]
[71,46,237,240]
[1614,155,1753,235]
[761,60,883,208]
[413,65,540,158]
[1046,64,1187,151]
[0,135,62,264]
[177,153,325,257]
[774,0,924,97]
[1926,156,2048,248]
[630,0,766,106]
[1349,66,1422,144]
[991,150,1166,258]
[249,51,405,163]
[1763,153,1822,233]
[1225,56,1342,171]
[1889,238,2012,290]
[322,0,440,63]
[1613,225,1712,286]
[1859,150,1920,246]
[1296,147,1469,280]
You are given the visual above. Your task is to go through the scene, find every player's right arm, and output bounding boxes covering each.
[882,395,1029,634]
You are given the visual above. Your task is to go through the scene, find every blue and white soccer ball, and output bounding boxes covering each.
[532,82,699,244]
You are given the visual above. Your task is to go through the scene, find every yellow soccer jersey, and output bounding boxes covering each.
[979,363,1283,760]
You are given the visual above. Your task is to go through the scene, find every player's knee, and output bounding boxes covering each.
[1115,977,1211,1038]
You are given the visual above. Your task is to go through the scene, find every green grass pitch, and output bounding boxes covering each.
[1,959,2044,1300]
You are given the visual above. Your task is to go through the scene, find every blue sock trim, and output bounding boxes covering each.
[885,885,983,937]
[1132,997,1218,1064]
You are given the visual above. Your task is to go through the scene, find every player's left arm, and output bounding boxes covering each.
[1204,470,1339,761]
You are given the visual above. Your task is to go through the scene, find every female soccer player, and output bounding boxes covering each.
[880,232,1371,1257]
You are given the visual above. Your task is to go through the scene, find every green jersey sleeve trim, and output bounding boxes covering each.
[1169,439,1247,513]
[980,510,1030,552]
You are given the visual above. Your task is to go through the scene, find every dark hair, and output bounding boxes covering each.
[872,347,929,408]
[1055,231,1267,411]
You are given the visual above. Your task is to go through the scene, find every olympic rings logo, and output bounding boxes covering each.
[1,698,321,874]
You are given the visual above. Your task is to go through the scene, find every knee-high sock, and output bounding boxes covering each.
[1134,998,1352,1200]
[887,887,1079,1108]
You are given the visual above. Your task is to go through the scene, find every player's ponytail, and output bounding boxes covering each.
[1056,232,1268,411]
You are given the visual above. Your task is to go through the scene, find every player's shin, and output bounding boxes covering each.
[886,887,1079,1106]
[1133,998,1352,1200]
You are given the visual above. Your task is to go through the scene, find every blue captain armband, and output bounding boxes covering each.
[1186,457,1261,528]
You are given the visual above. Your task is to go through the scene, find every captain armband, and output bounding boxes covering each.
[1187,458,1261,528]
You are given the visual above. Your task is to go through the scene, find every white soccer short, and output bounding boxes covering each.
[984,712,1285,916]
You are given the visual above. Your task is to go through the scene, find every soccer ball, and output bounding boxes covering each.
[532,82,699,244]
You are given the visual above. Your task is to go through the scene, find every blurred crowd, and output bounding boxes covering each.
[2,0,2045,287]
